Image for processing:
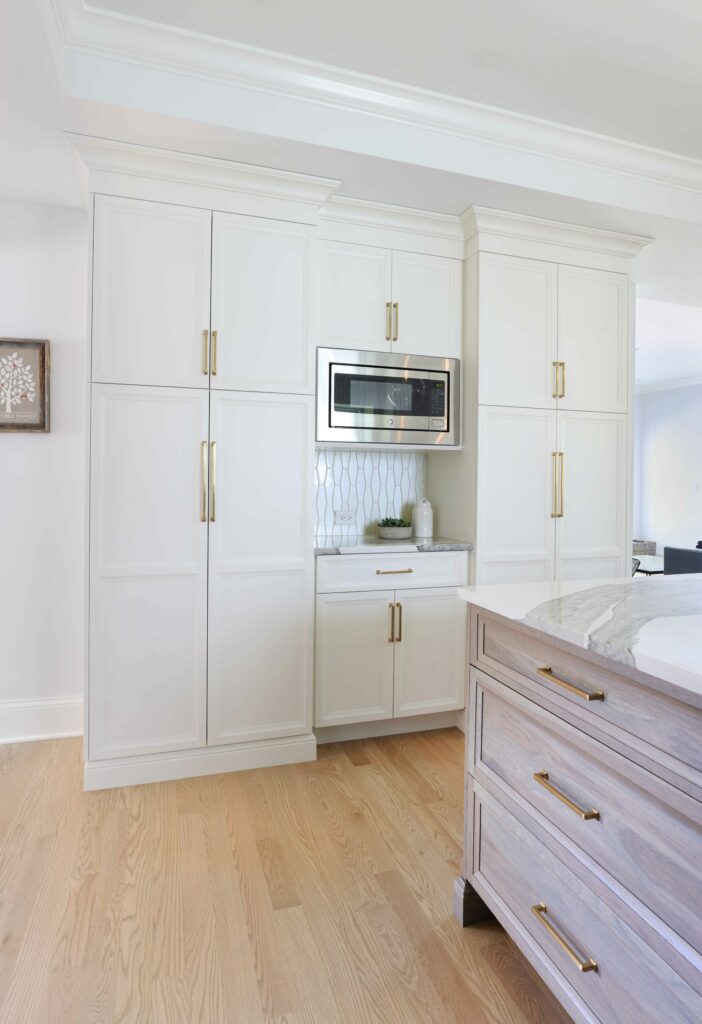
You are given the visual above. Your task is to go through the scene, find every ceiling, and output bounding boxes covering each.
[93,0,702,158]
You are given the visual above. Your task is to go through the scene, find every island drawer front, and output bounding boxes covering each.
[474,613,702,775]
[473,668,702,956]
[316,551,468,594]
[473,786,702,1024]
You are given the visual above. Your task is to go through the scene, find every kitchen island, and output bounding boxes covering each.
[456,576,702,1024]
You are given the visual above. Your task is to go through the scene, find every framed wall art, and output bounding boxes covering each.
[0,338,50,432]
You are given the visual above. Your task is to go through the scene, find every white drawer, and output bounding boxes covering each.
[316,551,468,594]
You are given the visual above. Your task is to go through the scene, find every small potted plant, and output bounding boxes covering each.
[377,517,413,539]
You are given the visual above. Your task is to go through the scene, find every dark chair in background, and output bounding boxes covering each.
[663,546,702,575]
[632,557,640,575]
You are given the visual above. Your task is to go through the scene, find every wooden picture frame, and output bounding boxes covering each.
[0,338,50,432]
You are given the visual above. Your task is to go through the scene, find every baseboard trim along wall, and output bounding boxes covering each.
[84,732,318,791]
[315,709,465,745]
[0,695,83,744]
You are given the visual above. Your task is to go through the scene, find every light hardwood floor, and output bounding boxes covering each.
[0,728,571,1024]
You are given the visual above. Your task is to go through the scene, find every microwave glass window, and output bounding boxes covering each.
[333,373,446,417]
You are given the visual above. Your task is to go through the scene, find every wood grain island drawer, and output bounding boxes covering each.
[473,787,702,1024]
[475,612,702,776]
[473,668,702,956]
[316,551,468,594]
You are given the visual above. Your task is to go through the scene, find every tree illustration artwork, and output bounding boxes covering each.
[0,351,36,416]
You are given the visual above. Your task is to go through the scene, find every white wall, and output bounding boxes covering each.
[635,383,702,552]
[0,200,88,741]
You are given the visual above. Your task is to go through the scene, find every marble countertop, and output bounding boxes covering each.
[315,535,473,556]
[459,575,702,698]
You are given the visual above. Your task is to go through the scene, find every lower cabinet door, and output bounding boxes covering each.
[315,591,395,727]
[393,588,466,717]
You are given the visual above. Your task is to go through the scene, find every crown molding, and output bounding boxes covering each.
[636,374,702,395]
[463,206,652,271]
[319,196,464,258]
[45,0,702,216]
[66,133,341,221]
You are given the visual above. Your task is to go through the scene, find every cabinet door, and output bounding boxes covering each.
[391,251,462,358]
[92,196,211,388]
[476,406,557,583]
[211,213,315,393]
[315,591,395,727]
[316,240,392,352]
[207,392,314,745]
[393,588,466,717]
[89,385,208,760]
[557,265,629,413]
[556,410,628,580]
[478,253,557,408]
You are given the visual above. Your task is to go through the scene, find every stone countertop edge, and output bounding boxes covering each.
[315,537,473,556]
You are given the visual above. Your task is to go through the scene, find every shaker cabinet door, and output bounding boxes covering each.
[316,240,392,352]
[390,250,462,359]
[393,588,466,717]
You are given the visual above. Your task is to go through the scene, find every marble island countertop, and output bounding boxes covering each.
[459,575,702,698]
[315,535,473,556]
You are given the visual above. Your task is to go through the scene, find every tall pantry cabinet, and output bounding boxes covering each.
[429,208,650,585]
[82,143,339,789]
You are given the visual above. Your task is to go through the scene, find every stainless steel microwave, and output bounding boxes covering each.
[316,348,461,447]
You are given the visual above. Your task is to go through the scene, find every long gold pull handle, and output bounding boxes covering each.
[209,442,216,523]
[533,771,600,820]
[385,302,392,342]
[388,603,395,644]
[395,602,402,642]
[531,904,598,973]
[376,568,414,575]
[537,666,604,702]
[560,361,566,398]
[552,362,559,399]
[200,442,208,522]
[211,330,218,376]
[201,330,209,375]
[559,451,565,517]
[392,302,399,341]
[551,452,559,518]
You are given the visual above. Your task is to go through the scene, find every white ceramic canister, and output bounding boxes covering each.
[412,498,434,539]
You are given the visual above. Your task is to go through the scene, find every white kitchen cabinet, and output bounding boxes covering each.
[89,384,209,760]
[555,410,628,579]
[316,240,462,358]
[315,590,395,726]
[390,250,462,358]
[557,265,629,414]
[92,196,212,388]
[392,588,466,716]
[477,253,558,408]
[475,406,558,584]
[207,391,314,744]
[211,212,315,394]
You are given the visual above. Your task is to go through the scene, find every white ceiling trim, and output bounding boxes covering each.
[319,196,464,258]
[45,1,702,206]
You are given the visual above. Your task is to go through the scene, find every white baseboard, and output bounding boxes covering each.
[0,695,83,744]
[315,709,464,745]
[84,731,317,790]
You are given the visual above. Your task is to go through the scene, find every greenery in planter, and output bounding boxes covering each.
[378,517,411,528]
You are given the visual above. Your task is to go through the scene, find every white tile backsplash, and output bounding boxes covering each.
[315,448,427,538]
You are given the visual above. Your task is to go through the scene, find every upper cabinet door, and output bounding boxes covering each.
[478,253,558,408]
[557,266,629,414]
[92,196,211,388]
[316,240,392,352]
[390,251,462,359]
[211,212,314,394]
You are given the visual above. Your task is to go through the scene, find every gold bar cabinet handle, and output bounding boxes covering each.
[211,330,218,376]
[388,603,395,644]
[201,330,209,375]
[209,442,216,523]
[385,302,392,342]
[537,666,604,702]
[392,302,399,342]
[200,442,208,522]
[551,452,559,518]
[531,904,598,973]
[533,771,600,820]
[395,602,403,642]
[560,361,566,398]
[558,451,565,517]
[552,361,559,399]
[376,568,414,575]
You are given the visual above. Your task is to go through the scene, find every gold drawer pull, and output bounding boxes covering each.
[376,568,414,575]
[392,302,399,341]
[533,771,600,820]
[537,666,604,702]
[395,601,403,642]
[201,329,209,375]
[199,441,207,522]
[531,904,597,973]
[388,603,395,644]
[211,330,218,376]
[385,302,392,342]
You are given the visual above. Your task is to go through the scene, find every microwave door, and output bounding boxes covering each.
[330,366,432,431]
